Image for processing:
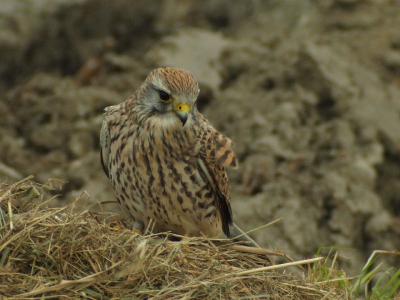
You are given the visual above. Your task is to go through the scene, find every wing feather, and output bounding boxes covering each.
[195,112,237,237]
[100,118,110,178]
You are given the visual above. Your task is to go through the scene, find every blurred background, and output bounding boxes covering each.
[0,0,399,275]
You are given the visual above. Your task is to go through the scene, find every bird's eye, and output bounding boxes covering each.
[159,91,171,102]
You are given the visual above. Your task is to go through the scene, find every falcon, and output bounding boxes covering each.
[100,67,256,244]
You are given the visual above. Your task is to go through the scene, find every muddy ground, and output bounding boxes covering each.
[0,0,399,275]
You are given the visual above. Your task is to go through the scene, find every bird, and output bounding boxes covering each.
[100,67,258,245]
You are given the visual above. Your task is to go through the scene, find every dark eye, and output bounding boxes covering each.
[159,90,171,102]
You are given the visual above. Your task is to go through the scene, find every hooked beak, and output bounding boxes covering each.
[174,103,190,126]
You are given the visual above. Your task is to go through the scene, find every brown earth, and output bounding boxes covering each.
[0,0,399,275]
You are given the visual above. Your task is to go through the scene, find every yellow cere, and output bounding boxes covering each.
[175,103,190,112]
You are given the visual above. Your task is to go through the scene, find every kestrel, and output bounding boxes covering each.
[100,67,253,242]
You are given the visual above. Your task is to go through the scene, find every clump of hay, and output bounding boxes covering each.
[0,177,349,299]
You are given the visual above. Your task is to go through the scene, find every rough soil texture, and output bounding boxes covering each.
[0,0,399,275]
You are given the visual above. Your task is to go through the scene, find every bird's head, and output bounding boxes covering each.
[136,67,200,128]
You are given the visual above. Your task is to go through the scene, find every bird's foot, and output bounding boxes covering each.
[133,228,142,235]
[132,221,144,235]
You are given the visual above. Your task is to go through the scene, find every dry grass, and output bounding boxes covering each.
[0,177,349,299]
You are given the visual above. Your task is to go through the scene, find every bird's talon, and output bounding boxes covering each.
[133,228,142,235]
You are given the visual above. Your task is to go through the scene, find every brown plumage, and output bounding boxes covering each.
[100,67,240,238]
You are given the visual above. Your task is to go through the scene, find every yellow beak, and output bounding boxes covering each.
[174,103,190,126]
